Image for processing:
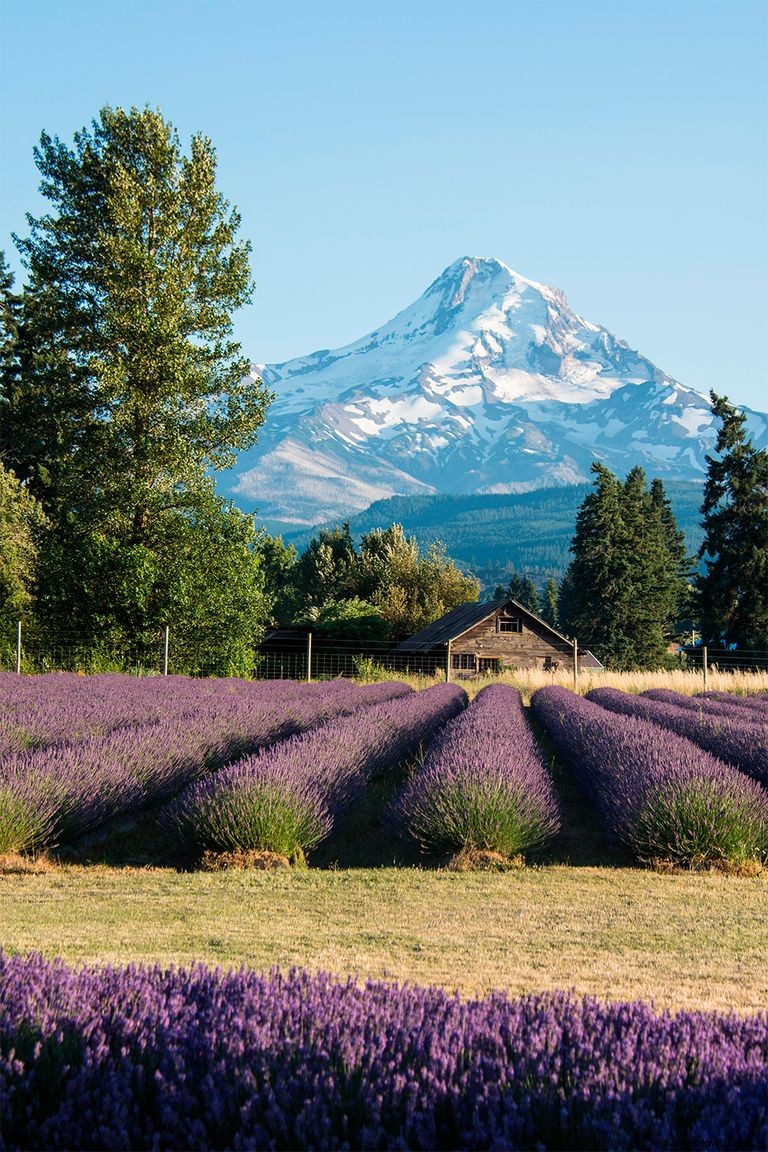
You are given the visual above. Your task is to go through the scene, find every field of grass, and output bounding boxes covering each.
[1,864,765,1014]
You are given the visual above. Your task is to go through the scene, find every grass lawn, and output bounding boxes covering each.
[2,864,766,1014]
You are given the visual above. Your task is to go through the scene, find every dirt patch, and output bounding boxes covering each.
[0,852,58,875]
[201,849,292,871]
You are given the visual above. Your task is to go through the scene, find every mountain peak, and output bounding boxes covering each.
[222,260,768,527]
[427,255,531,309]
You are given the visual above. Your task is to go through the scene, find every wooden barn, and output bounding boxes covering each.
[394,599,602,677]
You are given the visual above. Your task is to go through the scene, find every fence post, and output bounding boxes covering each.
[16,620,22,675]
[306,631,312,682]
[163,625,169,676]
[703,645,708,691]
[573,638,578,690]
[446,638,452,683]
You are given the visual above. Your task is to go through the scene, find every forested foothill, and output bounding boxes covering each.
[1,106,767,676]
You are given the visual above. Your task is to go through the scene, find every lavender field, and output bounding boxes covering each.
[1,673,767,1150]
[1,952,766,1152]
[1,671,767,871]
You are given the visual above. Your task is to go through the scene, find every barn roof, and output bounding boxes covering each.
[394,598,576,652]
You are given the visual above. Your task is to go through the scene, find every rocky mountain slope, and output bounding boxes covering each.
[220,257,768,527]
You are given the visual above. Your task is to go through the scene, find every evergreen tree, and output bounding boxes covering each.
[559,463,626,660]
[5,107,273,665]
[541,577,559,628]
[650,476,691,622]
[559,463,688,669]
[506,572,540,614]
[697,393,768,648]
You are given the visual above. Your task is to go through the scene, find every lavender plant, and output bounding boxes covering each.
[643,686,768,723]
[0,678,413,854]
[1,952,766,1151]
[532,687,768,868]
[588,686,768,788]
[389,684,560,859]
[697,690,768,719]
[0,768,59,855]
[167,683,467,861]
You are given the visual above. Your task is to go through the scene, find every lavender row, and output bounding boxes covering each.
[531,686,768,867]
[697,690,768,718]
[2,952,766,1152]
[642,686,768,725]
[167,683,467,861]
[0,673,333,756]
[587,687,768,787]
[0,681,413,854]
[389,684,560,859]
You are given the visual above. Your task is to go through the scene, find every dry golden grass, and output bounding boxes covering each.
[382,666,768,702]
[1,864,765,1014]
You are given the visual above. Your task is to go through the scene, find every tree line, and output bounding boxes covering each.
[494,397,768,669]
[0,105,476,671]
[1,105,766,673]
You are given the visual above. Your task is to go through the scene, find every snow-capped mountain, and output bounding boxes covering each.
[221,257,768,526]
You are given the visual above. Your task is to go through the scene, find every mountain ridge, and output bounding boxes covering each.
[276,481,706,589]
[219,257,768,525]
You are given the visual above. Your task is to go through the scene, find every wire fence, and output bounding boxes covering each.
[1,622,767,684]
[0,624,443,681]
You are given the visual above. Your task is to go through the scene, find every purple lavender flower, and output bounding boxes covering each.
[532,686,768,867]
[390,684,560,858]
[589,686,768,788]
[1,951,766,1151]
[168,683,468,860]
[0,677,414,853]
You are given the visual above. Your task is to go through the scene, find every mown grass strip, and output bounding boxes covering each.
[1,864,765,1013]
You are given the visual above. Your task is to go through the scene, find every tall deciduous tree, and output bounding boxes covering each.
[697,393,768,649]
[287,522,479,640]
[5,107,273,666]
[0,461,47,636]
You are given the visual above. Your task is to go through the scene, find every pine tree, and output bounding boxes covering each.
[559,463,626,660]
[506,572,540,614]
[697,393,768,649]
[542,577,559,628]
[559,463,688,669]
[650,476,691,622]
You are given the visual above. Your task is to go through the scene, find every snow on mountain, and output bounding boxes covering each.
[220,257,768,526]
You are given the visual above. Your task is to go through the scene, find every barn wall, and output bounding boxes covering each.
[451,610,575,670]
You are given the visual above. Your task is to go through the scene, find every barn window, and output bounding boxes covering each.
[497,616,522,633]
[452,653,476,670]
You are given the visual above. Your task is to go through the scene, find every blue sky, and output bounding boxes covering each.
[1,0,766,410]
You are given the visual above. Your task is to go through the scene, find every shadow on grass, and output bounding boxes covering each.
[313,714,631,871]
[53,807,185,870]
[525,708,629,869]
[311,760,426,870]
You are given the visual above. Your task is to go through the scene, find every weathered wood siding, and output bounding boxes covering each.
[451,609,575,670]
